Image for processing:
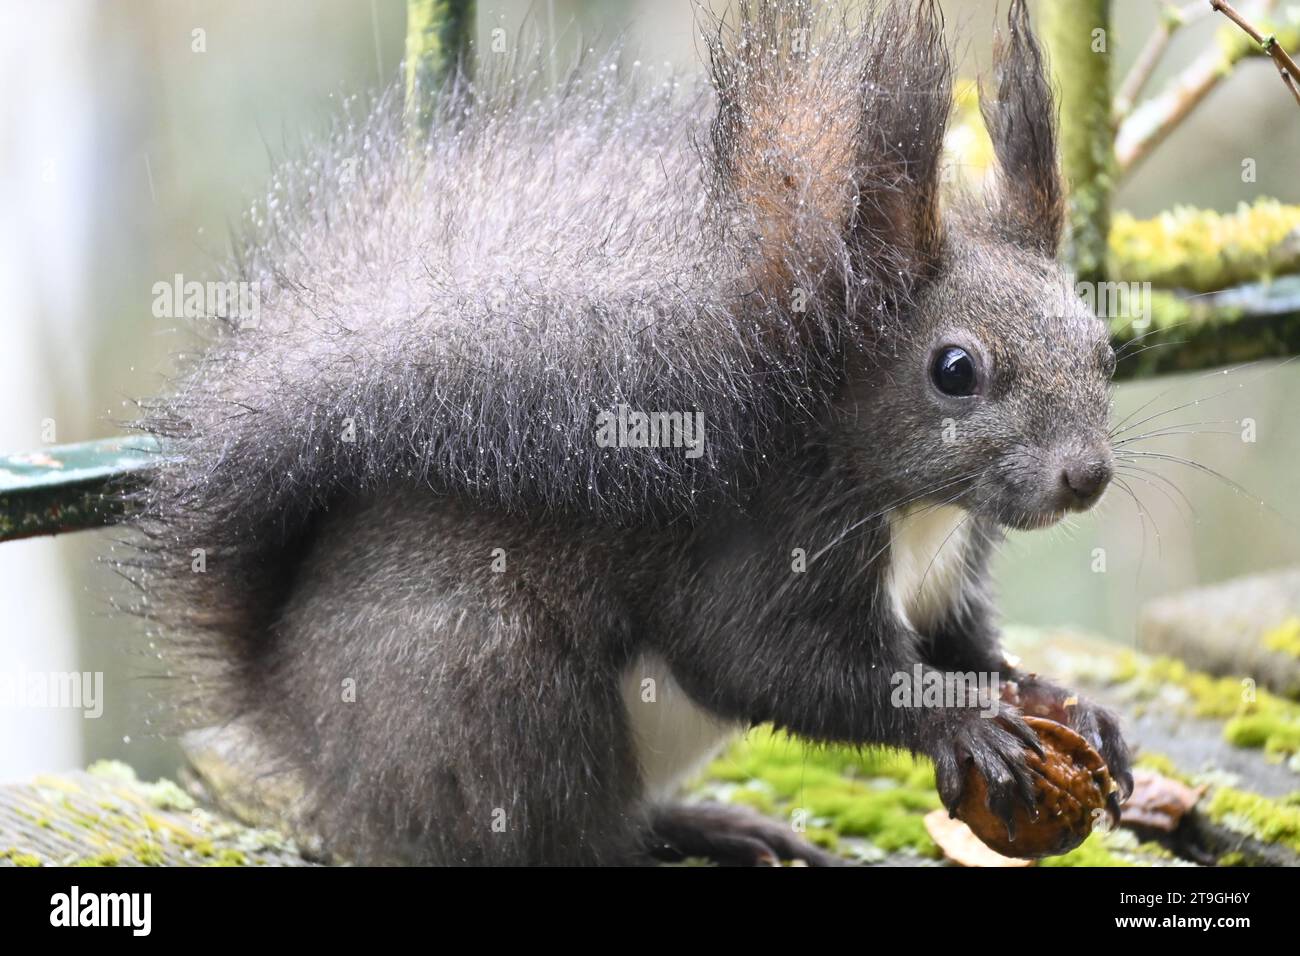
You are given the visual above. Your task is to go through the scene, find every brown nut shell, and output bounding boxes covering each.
[955,716,1116,859]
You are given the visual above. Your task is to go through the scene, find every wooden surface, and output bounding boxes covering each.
[0,762,314,867]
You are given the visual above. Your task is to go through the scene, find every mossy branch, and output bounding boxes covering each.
[1109,277,1300,380]
[1110,199,1300,292]
[405,0,476,140]
[1108,201,1300,377]
[1041,0,1114,286]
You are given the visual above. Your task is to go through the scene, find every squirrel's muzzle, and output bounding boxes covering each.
[1058,457,1112,511]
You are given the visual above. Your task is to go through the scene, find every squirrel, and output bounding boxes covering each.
[125,0,1133,865]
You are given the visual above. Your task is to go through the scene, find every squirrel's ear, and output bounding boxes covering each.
[707,0,951,307]
[980,0,1064,256]
[851,0,951,283]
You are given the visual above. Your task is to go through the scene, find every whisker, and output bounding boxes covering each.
[808,470,980,565]
[1111,474,1159,564]
[1115,338,1187,364]
[1111,356,1299,440]
[1113,315,1205,358]
[1116,450,1292,526]
[1114,424,1239,446]
[1114,464,1195,526]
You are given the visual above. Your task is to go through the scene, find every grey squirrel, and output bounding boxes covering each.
[126,0,1132,865]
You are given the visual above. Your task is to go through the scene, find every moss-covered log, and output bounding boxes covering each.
[0,763,313,867]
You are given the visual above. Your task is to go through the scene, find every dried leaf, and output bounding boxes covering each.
[924,810,1033,868]
[1121,768,1205,833]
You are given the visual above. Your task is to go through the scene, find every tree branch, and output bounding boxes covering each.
[1116,1,1297,176]
[405,0,477,141]
[1042,0,1115,286]
[1211,0,1300,106]
[1110,199,1300,292]
[1113,1,1212,122]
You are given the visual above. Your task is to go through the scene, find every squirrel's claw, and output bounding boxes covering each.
[932,706,1044,834]
[1012,675,1134,802]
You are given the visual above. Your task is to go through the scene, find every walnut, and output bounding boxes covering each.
[956,716,1117,859]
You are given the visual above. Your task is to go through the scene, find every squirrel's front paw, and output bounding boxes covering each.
[928,706,1044,839]
[1008,675,1133,802]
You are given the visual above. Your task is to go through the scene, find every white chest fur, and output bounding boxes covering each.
[886,504,970,631]
[621,653,740,801]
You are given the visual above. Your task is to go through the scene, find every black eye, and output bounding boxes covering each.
[931,346,977,397]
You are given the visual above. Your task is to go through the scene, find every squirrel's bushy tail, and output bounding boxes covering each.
[119,0,954,729]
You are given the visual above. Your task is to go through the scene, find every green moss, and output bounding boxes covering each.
[1110,200,1300,293]
[138,778,196,812]
[1117,654,1300,756]
[1263,618,1300,660]
[723,785,777,815]
[1224,714,1300,755]
[1205,787,1300,853]
[89,759,196,812]
[1,848,43,867]
[1039,832,1134,868]
[73,851,123,867]
[1135,841,1176,861]
[209,849,248,867]
[1109,652,1141,685]
[1217,851,1247,867]
[701,728,941,857]
[1041,0,1113,285]
[87,759,139,785]
[134,841,164,866]
[805,827,840,852]
[404,0,477,139]
[1134,751,1190,783]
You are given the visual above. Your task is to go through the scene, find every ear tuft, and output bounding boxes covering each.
[707,0,862,301]
[852,0,952,280]
[707,0,952,308]
[980,0,1064,255]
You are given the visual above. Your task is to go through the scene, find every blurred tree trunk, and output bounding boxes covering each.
[1042,0,1114,287]
[405,0,476,139]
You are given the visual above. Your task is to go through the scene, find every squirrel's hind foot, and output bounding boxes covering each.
[645,802,845,867]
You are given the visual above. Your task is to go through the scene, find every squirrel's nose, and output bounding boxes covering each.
[1060,460,1112,508]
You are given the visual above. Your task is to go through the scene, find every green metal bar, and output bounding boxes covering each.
[0,437,159,542]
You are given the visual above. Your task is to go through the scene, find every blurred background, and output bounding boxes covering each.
[0,0,1296,783]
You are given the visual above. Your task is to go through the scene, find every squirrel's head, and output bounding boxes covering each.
[861,0,1115,532]
[711,0,1113,530]
[847,231,1115,531]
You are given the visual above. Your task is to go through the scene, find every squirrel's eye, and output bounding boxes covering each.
[931,346,977,397]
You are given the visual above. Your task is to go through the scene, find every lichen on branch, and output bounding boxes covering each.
[1110,199,1300,292]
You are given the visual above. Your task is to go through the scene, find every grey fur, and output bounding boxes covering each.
[122,0,1131,865]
